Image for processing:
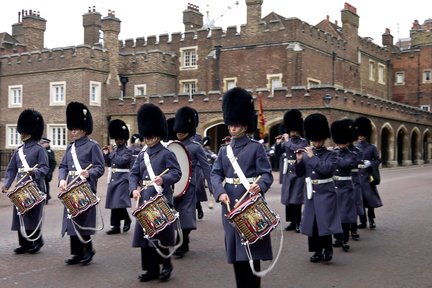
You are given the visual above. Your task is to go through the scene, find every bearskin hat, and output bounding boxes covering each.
[304,113,330,141]
[165,117,176,141]
[222,87,255,133]
[109,119,129,140]
[283,109,303,134]
[17,109,44,141]
[130,133,143,144]
[355,116,372,138]
[173,106,197,136]
[137,103,167,139]
[331,119,354,144]
[66,102,93,134]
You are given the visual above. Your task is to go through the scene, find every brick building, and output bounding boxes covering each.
[0,1,431,168]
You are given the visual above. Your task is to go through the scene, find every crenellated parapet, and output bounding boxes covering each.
[119,49,177,75]
[0,45,109,75]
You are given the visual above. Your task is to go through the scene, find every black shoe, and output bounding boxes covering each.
[81,250,95,265]
[341,242,350,252]
[65,256,82,265]
[106,227,121,235]
[14,246,27,254]
[123,220,131,232]
[295,223,301,233]
[333,240,342,248]
[351,232,360,240]
[197,209,204,220]
[27,241,44,254]
[138,272,159,282]
[322,249,333,262]
[173,246,188,258]
[357,223,367,229]
[159,264,173,282]
[310,251,322,263]
[369,220,376,229]
[285,223,296,231]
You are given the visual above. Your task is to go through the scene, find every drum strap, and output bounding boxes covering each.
[144,151,163,193]
[226,145,250,191]
[71,144,85,180]
[18,147,31,172]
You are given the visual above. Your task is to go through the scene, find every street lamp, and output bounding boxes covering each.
[323,94,333,107]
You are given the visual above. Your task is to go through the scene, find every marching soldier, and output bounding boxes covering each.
[355,116,383,229]
[331,119,360,251]
[275,109,308,232]
[2,109,49,254]
[173,106,213,257]
[211,87,274,288]
[39,137,56,204]
[129,133,143,165]
[59,102,105,265]
[103,119,133,234]
[130,103,181,282]
[295,113,342,263]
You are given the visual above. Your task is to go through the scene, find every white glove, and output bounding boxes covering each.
[363,160,371,168]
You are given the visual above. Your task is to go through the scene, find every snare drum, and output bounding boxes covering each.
[58,180,100,218]
[133,193,178,238]
[7,180,46,215]
[226,195,280,245]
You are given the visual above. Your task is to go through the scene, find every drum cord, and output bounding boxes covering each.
[148,217,184,259]
[70,204,105,244]
[245,224,284,278]
[19,202,46,241]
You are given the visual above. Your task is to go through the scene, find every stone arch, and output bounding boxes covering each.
[370,121,378,146]
[423,129,431,164]
[380,123,395,167]
[410,127,422,165]
[203,117,227,153]
[396,125,410,166]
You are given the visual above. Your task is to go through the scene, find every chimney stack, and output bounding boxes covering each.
[83,7,102,46]
[12,9,46,51]
[183,3,203,31]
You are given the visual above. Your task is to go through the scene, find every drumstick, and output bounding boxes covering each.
[66,163,93,189]
[136,168,170,207]
[135,194,140,210]
[15,164,38,186]
[225,201,231,213]
[234,175,262,208]
[140,168,170,191]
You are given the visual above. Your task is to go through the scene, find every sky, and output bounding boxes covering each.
[1,0,431,48]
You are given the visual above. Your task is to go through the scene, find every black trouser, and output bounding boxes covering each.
[359,207,375,224]
[141,247,171,275]
[233,260,261,288]
[18,229,43,248]
[110,208,131,227]
[44,179,51,200]
[350,222,358,233]
[176,229,191,251]
[334,223,351,243]
[70,235,92,258]
[308,218,332,253]
[285,204,302,224]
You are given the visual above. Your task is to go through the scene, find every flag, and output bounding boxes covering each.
[257,93,266,139]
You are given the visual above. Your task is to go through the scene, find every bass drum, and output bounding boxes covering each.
[162,140,192,198]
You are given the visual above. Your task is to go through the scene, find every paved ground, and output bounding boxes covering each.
[1,165,432,288]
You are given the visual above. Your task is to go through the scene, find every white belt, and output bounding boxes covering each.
[333,176,352,181]
[286,159,296,164]
[311,178,333,185]
[351,169,359,172]
[111,168,130,173]
[142,180,153,186]
[225,177,255,185]
[358,164,366,169]
[18,168,27,173]
[68,171,80,176]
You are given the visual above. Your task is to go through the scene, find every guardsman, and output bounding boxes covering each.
[173,106,213,258]
[295,113,341,263]
[355,116,383,229]
[59,102,105,265]
[129,133,143,165]
[331,119,360,251]
[211,87,273,288]
[2,109,49,254]
[39,137,56,204]
[130,103,181,282]
[276,109,308,232]
[103,119,133,234]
